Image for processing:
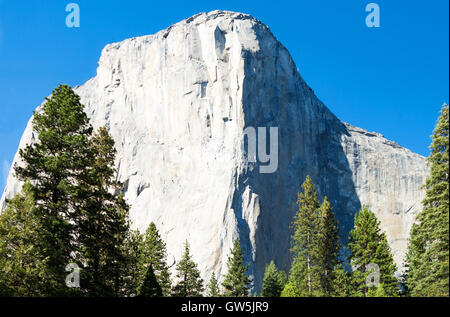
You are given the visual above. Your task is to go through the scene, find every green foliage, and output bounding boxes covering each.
[366,284,388,297]
[138,222,172,296]
[348,207,399,297]
[172,241,204,297]
[406,103,449,297]
[137,265,162,297]
[10,85,133,296]
[261,261,286,297]
[14,85,95,295]
[289,176,340,296]
[222,239,252,297]
[206,272,221,297]
[280,282,301,297]
[0,183,49,296]
[329,263,350,297]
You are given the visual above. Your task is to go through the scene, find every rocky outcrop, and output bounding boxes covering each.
[0,10,428,291]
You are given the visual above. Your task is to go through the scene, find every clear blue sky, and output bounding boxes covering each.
[0,0,448,193]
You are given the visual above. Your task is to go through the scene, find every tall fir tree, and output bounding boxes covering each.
[137,265,163,297]
[329,263,349,297]
[206,272,221,297]
[172,241,204,297]
[138,222,172,296]
[222,239,252,297]
[261,261,286,297]
[78,127,131,296]
[348,207,399,297]
[14,84,94,295]
[317,197,340,294]
[289,176,340,296]
[0,183,49,296]
[406,103,449,297]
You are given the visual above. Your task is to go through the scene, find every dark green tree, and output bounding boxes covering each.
[348,207,399,297]
[261,261,286,297]
[138,222,172,296]
[222,239,252,297]
[137,265,162,297]
[329,263,349,297]
[172,241,204,297]
[405,103,449,297]
[289,176,339,296]
[14,84,94,295]
[0,183,49,296]
[78,127,131,296]
[317,197,340,294]
[206,272,221,297]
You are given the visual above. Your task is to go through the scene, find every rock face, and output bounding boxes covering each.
[0,10,428,292]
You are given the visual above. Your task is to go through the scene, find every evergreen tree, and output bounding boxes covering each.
[222,239,252,297]
[406,103,449,297]
[138,222,172,296]
[280,282,300,297]
[206,272,221,297]
[14,85,94,295]
[261,261,286,297]
[329,263,349,297]
[317,197,340,294]
[78,127,131,296]
[348,207,399,297]
[0,183,49,296]
[137,265,162,297]
[289,176,321,295]
[172,241,204,297]
[289,177,339,296]
[13,85,133,296]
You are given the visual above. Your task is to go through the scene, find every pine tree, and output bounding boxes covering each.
[138,222,172,296]
[329,263,349,297]
[0,183,49,296]
[317,197,340,294]
[406,103,449,297]
[137,265,163,297]
[78,127,132,296]
[289,177,339,296]
[348,207,399,297]
[172,241,204,297]
[206,272,220,297]
[261,261,286,297]
[14,84,94,295]
[222,239,252,297]
[280,282,300,297]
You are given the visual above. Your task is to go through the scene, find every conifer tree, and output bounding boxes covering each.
[317,197,340,294]
[329,263,349,297]
[280,282,300,297]
[289,177,339,296]
[406,103,449,297]
[0,183,49,296]
[348,207,399,297]
[206,272,220,297]
[289,176,322,295]
[172,241,204,297]
[14,84,94,295]
[222,239,252,297]
[137,265,163,297]
[138,222,172,296]
[78,127,131,296]
[261,261,286,297]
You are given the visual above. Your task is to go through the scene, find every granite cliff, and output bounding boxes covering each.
[0,10,428,292]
